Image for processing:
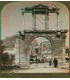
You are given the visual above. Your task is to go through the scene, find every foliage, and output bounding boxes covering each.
[0,40,15,68]
[1,52,10,66]
[0,40,6,67]
[0,40,6,54]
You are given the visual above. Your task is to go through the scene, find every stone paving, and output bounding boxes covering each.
[10,63,70,73]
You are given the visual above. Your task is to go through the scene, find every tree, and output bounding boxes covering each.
[0,40,15,67]
[0,40,16,70]
[1,52,10,66]
[0,40,6,53]
[0,40,6,67]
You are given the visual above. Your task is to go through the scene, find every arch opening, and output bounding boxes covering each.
[29,37,52,64]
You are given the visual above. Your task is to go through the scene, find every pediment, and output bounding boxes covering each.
[32,4,49,9]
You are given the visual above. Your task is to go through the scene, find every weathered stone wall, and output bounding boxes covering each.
[24,33,65,65]
[18,30,67,67]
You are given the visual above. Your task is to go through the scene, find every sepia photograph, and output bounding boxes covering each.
[0,1,70,78]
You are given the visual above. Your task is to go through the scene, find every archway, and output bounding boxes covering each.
[1,2,69,68]
[22,32,55,68]
[29,37,52,66]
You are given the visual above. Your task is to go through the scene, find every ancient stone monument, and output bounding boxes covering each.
[16,4,68,68]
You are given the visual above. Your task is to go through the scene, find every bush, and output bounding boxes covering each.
[0,40,15,70]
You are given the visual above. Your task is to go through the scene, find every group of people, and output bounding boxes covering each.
[30,54,58,68]
[49,58,58,68]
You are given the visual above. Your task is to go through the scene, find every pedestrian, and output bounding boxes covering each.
[49,59,52,66]
[44,57,47,68]
[44,57,47,63]
[53,58,58,68]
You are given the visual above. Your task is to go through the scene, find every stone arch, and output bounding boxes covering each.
[24,34,54,59]
[2,1,67,67]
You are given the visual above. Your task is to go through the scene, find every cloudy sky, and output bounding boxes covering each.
[1,1,69,47]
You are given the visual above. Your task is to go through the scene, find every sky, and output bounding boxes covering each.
[1,1,69,47]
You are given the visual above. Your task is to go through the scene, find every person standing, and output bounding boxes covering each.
[53,58,58,68]
[44,57,47,68]
[49,59,52,66]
